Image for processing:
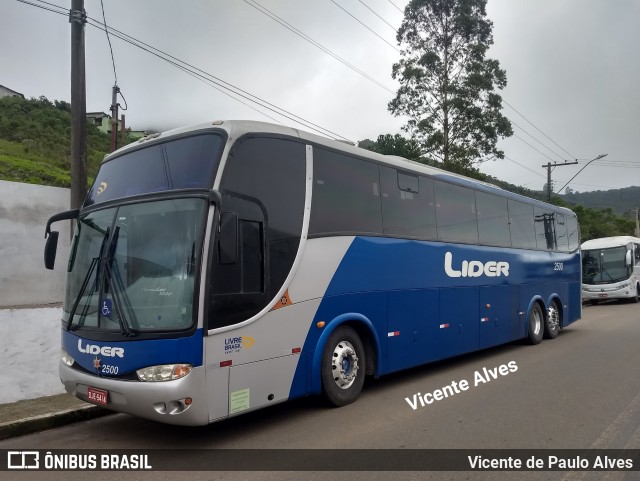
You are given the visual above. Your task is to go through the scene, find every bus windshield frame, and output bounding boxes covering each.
[582,246,629,285]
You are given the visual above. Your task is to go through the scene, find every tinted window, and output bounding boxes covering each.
[380,167,436,239]
[534,207,557,250]
[567,214,580,251]
[434,181,478,244]
[165,135,224,189]
[309,148,382,235]
[87,133,224,206]
[554,213,568,251]
[476,192,511,247]
[508,200,536,249]
[211,137,306,328]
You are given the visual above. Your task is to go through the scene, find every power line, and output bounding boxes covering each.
[15,0,66,16]
[512,133,557,163]
[99,0,117,85]
[82,17,355,142]
[502,98,576,160]
[386,0,403,13]
[508,119,566,162]
[357,0,398,32]
[17,0,356,142]
[243,0,395,94]
[503,156,546,179]
[328,0,399,51]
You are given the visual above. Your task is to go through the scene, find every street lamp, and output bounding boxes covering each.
[555,154,608,195]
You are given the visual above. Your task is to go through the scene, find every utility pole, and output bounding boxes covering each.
[542,161,578,201]
[110,85,120,152]
[634,207,640,237]
[70,0,87,214]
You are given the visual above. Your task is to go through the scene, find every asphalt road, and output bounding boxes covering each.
[2,300,639,481]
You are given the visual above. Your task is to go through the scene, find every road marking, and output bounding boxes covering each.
[561,391,640,481]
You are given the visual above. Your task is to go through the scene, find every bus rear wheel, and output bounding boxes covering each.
[527,304,544,345]
[544,302,560,339]
[321,326,365,407]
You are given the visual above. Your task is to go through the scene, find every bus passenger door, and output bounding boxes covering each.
[479,286,515,349]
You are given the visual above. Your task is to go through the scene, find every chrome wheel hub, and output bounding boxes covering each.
[331,341,359,390]
[548,305,560,331]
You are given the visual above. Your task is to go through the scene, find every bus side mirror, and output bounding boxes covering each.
[626,250,632,267]
[44,231,59,270]
[218,212,238,264]
[43,208,79,270]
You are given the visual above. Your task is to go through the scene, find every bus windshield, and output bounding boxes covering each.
[582,246,628,284]
[64,198,207,334]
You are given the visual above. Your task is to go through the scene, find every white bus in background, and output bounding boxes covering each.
[581,236,640,304]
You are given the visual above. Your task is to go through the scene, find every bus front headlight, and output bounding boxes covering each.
[61,349,75,367]
[136,364,192,382]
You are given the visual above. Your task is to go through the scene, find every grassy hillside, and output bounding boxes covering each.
[0,138,71,187]
[0,95,111,187]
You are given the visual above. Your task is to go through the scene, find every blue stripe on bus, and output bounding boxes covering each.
[288,236,581,399]
[61,328,204,376]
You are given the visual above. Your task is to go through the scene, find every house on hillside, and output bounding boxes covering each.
[86,111,146,140]
[0,85,25,99]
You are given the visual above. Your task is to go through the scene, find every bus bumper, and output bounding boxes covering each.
[582,284,635,302]
[59,362,209,426]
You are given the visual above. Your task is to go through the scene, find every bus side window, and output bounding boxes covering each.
[567,215,580,251]
[476,191,510,247]
[309,148,382,236]
[554,213,568,252]
[534,208,556,251]
[380,166,436,239]
[508,200,536,250]
[434,180,478,244]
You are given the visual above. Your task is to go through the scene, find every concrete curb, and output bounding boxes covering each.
[0,405,112,440]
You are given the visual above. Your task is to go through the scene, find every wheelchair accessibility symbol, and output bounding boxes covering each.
[101,299,113,318]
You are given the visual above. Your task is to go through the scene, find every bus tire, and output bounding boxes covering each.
[321,325,365,407]
[527,303,544,345]
[632,285,639,303]
[544,302,560,339]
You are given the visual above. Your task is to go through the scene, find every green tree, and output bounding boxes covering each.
[389,0,512,171]
[365,133,424,161]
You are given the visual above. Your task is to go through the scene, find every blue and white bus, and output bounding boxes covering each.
[581,236,640,304]
[44,120,582,426]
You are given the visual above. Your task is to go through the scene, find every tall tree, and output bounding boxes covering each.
[389,0,512,171]
[365,133,424,161]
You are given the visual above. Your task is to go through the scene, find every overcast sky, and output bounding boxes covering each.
[2,0,639,193]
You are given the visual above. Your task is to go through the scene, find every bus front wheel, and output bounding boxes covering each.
[527,304,544,345]
[321,326,365,407]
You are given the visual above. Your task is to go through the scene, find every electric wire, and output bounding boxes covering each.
[357,0,398,32]
[508,119,566,162]
[84,17,349,140]
[512,134,557,163]
[502,98,576,160]
[503,156,546,179]
[386,0,403,13]
[99,0,118,86]
[243,0,395,94]
[328,0,399,51]
[17,0,355,141]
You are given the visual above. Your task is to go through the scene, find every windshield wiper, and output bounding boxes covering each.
[102,226,136,337]
[67,227,111,330]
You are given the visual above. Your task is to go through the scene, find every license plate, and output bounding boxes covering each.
[87,386,108,405]
[598,293,608,298]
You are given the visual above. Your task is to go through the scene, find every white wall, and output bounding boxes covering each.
[0,180,71,307]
